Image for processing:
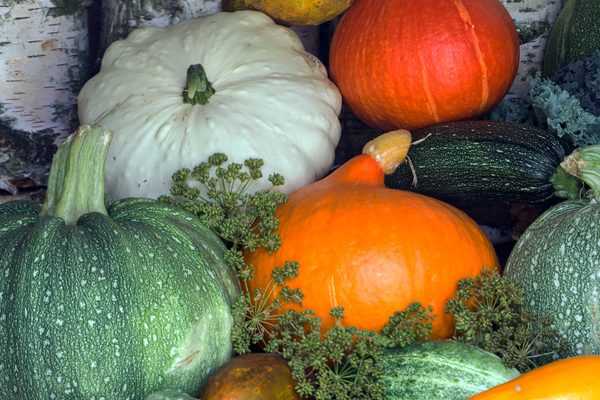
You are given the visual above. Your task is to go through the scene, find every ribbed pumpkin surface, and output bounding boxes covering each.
[0,199,239,399]
[330,0,519,130]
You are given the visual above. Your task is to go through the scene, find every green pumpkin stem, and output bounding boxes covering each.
[551,166,581,200]
[41,125,111,225]
[560,145,600,200]
[182,64,215,105]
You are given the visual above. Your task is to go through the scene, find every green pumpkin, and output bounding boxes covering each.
[0,126,240,399]
[506,145,600,355]
[382,341,519,400]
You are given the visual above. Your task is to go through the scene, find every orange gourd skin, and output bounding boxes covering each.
[329,0,520,130]
[224,0,353,25]
[246,154,498,338]
[470,356,600,399]
[201,353,299,400]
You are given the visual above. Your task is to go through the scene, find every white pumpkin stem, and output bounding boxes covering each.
[183,64,216,105]
[41,126,111,225]
[362,130,413,175]
[560,145,600,200]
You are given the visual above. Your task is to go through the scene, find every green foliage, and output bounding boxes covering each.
[446,270,566,371]
[489,96,535,125]
[491,51,600,147]
[266,309,386,400]
[379,304,433,349]
[161,153,286,253]
[552,50,600,116]
[230,260,303,355]
[529,73,600,146]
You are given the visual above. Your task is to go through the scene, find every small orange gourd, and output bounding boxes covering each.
[470,356,600,399]
[246,130,498,338]
[223,0,353,25]
[201,353,299,400]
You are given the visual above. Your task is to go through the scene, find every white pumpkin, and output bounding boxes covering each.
[78,10,342,201]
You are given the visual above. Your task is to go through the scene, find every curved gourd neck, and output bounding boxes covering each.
[182,64,215,105]
[41,125,111,225]
[556,145,600,201]
[328,129,412,186]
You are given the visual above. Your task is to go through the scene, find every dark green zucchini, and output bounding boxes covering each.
[385,121,569,203]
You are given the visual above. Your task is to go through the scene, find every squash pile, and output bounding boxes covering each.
[2,0,600,399]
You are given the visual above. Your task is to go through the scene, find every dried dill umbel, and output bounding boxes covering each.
[446,269,566,371]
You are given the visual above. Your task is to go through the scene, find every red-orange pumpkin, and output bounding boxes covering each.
[329,0,520,130]
[246,131,498,338]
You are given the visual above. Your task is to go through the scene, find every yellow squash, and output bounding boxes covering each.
[223,0,353,25]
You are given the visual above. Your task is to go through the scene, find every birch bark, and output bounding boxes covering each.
[500,0,565,97]
[99,0,222,57]
[0,0,91,190]
[100,1,321,57]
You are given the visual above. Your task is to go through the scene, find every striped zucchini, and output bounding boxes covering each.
[385,121,568,204]
[383,341,519,399]
[544,0,600,76]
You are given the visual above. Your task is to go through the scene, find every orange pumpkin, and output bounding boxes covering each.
[223,0,353,25]
[246,130,498,338]
[201,353,299,400]
[470,356,600,399]
[330,0,519,130]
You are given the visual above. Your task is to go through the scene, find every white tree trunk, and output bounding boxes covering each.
[100,1,321,57]
[0,0,91,190]
[500,0,565,97]
[100,0,222,57]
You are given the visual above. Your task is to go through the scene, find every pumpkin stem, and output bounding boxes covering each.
[551,165,581,200]
[183,64,215,105]
[362,129,412,175]
[559,145,600,200]
[41,125,111,225]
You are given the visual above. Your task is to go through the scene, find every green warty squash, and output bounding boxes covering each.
[0,126,240,399]
[506,145,600,355]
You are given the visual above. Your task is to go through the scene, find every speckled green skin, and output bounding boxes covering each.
[382,341,519,399]
[386,121,566,204]
[0,198,239,400]
[506,199,600,356]
[544,0,600,76]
